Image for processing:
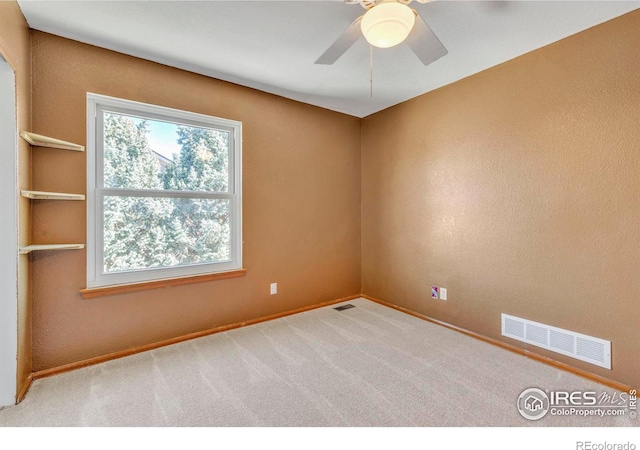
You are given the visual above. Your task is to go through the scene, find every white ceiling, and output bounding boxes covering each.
[17,1,640,117]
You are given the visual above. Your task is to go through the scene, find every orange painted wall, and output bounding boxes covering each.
[29,32,361,370]
[0,0,32,397]
[361,10,640,388]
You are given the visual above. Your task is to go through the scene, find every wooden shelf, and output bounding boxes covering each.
[21,190,85,201]
[20,132,85,257]
[20,131,84,152]
[19,244,85,255]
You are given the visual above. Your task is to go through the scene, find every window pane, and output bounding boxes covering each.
[103,196,231,273]
[103,111,229,192]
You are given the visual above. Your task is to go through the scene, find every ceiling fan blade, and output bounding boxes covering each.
[405,11,448,66]
[315,17,362,65]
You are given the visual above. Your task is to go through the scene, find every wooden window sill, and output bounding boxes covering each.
[80,269,247,299]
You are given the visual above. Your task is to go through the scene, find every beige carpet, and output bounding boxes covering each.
[0,298,635,427]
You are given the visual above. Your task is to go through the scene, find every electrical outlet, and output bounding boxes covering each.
[440,288,447,301]
[270,283,277,295]
[431,286,439,299]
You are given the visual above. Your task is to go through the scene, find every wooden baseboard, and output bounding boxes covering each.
[32,294,361,381]
[361,294,635,393]
[15,374,33,404]
[29,292,631,399]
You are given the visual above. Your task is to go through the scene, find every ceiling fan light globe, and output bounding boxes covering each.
[361,2,416,49]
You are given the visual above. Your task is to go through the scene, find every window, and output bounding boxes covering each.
[86,94,242,288]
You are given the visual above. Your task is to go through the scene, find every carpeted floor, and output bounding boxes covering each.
[0,298,635,427]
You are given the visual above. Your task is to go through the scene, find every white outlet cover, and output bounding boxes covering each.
[440,288,447,301]
[270,283,277,295]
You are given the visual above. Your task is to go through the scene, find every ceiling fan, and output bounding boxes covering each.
[315,0,447,66]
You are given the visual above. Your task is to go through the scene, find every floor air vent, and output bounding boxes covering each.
[501,313,611,369]
[334,304,355,311]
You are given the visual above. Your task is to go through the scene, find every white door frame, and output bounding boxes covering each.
[0,54,18,408]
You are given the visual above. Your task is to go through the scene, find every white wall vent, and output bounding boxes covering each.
[501,314,611,369]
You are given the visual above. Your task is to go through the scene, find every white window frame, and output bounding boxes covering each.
[86,93,242,288]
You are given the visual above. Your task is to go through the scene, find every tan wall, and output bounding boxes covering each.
[29,32,361,371]
[0,0,32,397]
[362,10,640,388]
